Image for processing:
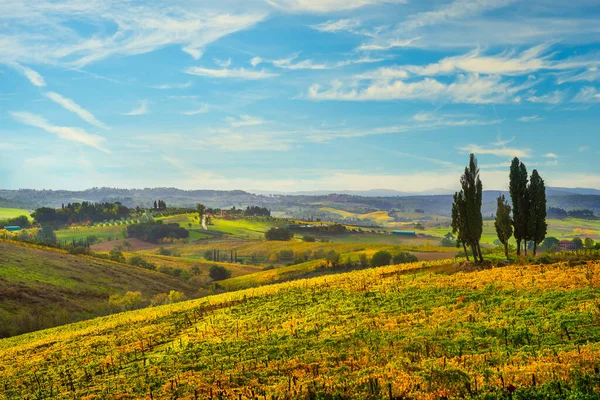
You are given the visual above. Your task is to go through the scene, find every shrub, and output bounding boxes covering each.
[209,265,232,281]
[358,253,369,268]
[392,252,418,264]
[109,248,126,263]
[371,250,392,267]
[278,249,294,260]
[108,291,146,312]
[326,250,341,267]
[265,227,293,241]
[303,235,316,242]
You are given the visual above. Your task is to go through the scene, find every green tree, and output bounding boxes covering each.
[196,203,206,220]
[451,192,470,261]
[494,195,513,260]
[209,265,231,281]
[371,250,392,267]
[572,237,584,251]
[584,237,595,250]
[510,157,529,256]
[527,169,547,256]
[457,154,484,263]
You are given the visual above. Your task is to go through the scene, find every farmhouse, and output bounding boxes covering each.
[4,226,21,232]
[559,240,577,251]
[392,230,417,237]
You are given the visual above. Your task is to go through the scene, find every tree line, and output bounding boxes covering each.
[31,201,131,227]
[452,155,548,261]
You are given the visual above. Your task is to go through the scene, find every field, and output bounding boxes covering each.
[0,207,30,220]
[2,258,599,399]
[0,240,198,337]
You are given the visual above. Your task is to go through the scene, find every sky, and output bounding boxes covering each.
[1,0,599,193]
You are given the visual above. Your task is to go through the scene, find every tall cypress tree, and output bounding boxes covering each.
[494,194,513,260]
[458,154,484,263]
[528,169,547,256]
[509,158,529,256]
[452,192,470,261]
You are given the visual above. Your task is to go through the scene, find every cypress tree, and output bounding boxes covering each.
[457,154,484,263]
[494,194,513,260]
[527,169,547,256]
[509,158,529,256]
[451,192,470,261]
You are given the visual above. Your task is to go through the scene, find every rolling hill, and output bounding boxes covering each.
[1,258,598,399]
[0,240,198,337]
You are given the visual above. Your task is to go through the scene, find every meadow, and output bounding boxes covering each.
[0,207,30,220]
[1,258,599,399]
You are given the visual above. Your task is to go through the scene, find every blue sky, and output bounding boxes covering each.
[1,0,599,192]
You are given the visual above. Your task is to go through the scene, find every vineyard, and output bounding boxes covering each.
[1,258,599,399]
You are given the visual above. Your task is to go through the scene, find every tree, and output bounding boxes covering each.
[325,250,341,267]
[494,194,513,260]
[455,154,484,263]
[584,237,595,250]
[527,169,547,256]
[265,227,293,241]
[371,250,392,267]
[451,192,470,261]
[209,265,231,281]
[36,225,57,244]
[392,252,418,264]
[540,237,559,251]
[572,237,583,250]
[510,158,529,256]
[196,203,206,220]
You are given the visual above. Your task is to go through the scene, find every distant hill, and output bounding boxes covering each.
[1,186,599,217]
[0,241,198,337]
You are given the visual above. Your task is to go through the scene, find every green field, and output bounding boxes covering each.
[0,207,30,220]
[55,224,126,242]
[2,258,599,399]
[0,240,198,337]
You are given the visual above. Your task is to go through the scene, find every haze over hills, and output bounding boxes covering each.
[2,186,599,216]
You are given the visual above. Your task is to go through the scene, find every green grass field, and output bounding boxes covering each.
[1,258,599,399]
[0,240,198,338]
[0,207,31,220]
[55,224,126,242]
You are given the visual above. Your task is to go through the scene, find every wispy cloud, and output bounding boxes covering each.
[11,63,46,87]
[272,55,330,70]
[544,153,558,158]
[308,74,524,104]
[572,86,600,103]
[250,56,263,67]
[181,104,209,115]
[265,0,406,13]
[10,111,109,153]
[311,18,361,33]
[459,143,530,158]
[123,101,148,116]
[44,92,108,129]
[357,37,421,51]
[226,114,266,127]
[185,66,278,79]
[214,57,232,68]
[149,81,193,89]
[527,90,565,104]
[518,115,542,122]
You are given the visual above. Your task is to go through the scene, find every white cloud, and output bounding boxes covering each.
[185,66,278,79]
[250,56,263,67]
[265,0,405,13]
[0,2,266,67]
[10,111,109,153]
[214,57,232,68]
[123,101,148,116]
[181,104,209,115]
[44,92,108,129]
[527,90,565,104]
[311,18,361,33]
[149,81,193,89]
[578,146,589,152]
[518,115,542,122]
[11,63,46,87]
[572,86,600,103]
[402,0,516,31]
[357,37,421,51]
[544,153,558,158]
[459,143,531,158]
[308,74,524,104]
[226,114,266,127]
[272,55,330,70]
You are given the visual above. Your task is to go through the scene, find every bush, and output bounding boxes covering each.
[127,221,188,243]
[278,249,294,260]
[108,291,146,312]
[209,265,232,281]
[358,253,369,268]
[303,235,316,242]
[371,250,392,267]
[265,227,293,241]
[326,250,341,267]
[392,252,418,264]
[108,248,126,263]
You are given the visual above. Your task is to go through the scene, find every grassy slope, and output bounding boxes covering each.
[0,241,198,337]
[1,259,599,399]
[0,207,30,220]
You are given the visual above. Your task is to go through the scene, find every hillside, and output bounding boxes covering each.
[1,258,599,399]
[0,241,198,337]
